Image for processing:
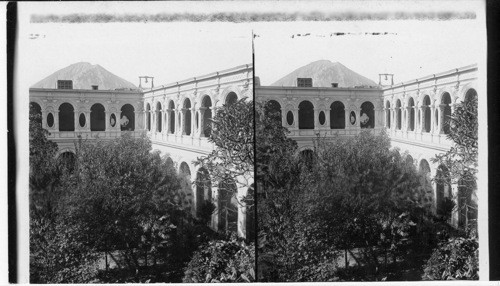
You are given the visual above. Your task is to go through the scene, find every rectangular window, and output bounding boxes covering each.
[92,85,98,90]
[297,78,313,87]
[57,80,73,89]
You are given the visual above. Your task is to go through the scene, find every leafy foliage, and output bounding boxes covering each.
[257,110,439,281]
[422,231,478,280]
[433,95,478,229]
[183,234,255,283]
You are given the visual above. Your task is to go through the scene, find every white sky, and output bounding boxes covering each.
[255,18,485,85]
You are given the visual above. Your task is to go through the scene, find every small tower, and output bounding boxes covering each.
[378,73,394,86]
[139,76,154,89]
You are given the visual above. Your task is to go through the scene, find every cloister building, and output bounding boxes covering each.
[29,63,254,239]
[255,63,478,228]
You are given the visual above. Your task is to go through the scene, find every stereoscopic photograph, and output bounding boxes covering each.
[19,2,254,283]
[254,1,486,282]
[10,0,489,284]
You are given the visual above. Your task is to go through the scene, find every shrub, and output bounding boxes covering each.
[422,231,478,280]
[182,234,255,283]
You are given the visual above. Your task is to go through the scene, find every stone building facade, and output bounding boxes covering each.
[256,63,478,227]
[29,63,254,239]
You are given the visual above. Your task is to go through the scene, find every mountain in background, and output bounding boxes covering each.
[271,60,378,88]
[31,62,137,90]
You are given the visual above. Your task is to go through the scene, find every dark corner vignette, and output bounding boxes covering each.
[7,1,18,284]
[252,29,258,282]
[487,0,500,281]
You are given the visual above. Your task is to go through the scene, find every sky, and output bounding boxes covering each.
[254,18,485,85]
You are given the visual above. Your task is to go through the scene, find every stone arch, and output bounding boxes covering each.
[195,167,212,218]
[330,101,345,129]
[298,100,314,129]
[422,95,432,133]
[179,161,191,178]
[218,178,238,233]
[441,92,452,134]
[360,101,375,129]
[183,98,192,135]
[30,102,42,127]
[120,104,135,131]
[156,101,162,133]
[59,102,75,131]
[57,150,76,173]
[225,91,239,106]
[385,100,391,129]
[90,103,105,131]
[145,103,151,131]
[168,100,176,134]
[407,97,415,131]
[464,88,477,104]
[405,154,414,166]
[265,100,282,124]
[201,95,212,137]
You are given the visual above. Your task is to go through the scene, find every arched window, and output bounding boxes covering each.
[30,102,42,127]
[90,103,105,131]
[408,98,415,131]
[298,101,314,129]
[225,92,238,105]
[59,103,75,131]
[385,101,391,129]
[423,95,431,133]
[299,149,315,170]
[156,102,162,133]
[266,100,282,123]
[57,151,76,173]
[195,168,212,218]
[330,101,345,129]
[441,93,452,134]
[183,98,192,135]
[120,104,135,131]
[405,155,414,166]
[201,96,212,137]
[465,88,477,103]
[146,103,151,131]
[396,99,402,130]
[218,179,238,233]
[360,101,375,129]
[168,101,175,134]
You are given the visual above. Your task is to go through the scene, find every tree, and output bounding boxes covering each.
[61,133,192,273]
[30,104,99,283]
[29,103,61,216]
[433,95,478,230]
[194,99,254,235]
[257,123,438,281]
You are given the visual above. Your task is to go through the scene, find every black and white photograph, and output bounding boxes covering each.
[3,0,495,284]
[17,2,255,283]
[254,0,486,282]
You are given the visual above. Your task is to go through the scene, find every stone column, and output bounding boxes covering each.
[292,108,299,129]
[41,110,47,129]
[191,108,196,137]
[438,104,446,134]
[199,107,206,137]
[181,108,187,135]
[325,108,331,129]
[406,106,412,132]
[54,111,60,131]
[105,111,111,132]
[419,106,425,133]
[430,105,436,134]
[313,108,319,130]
